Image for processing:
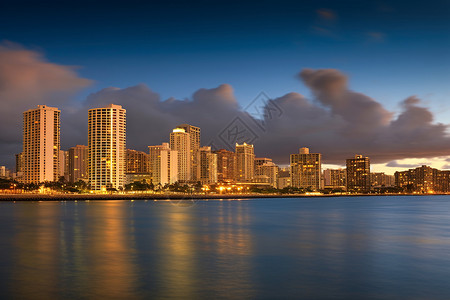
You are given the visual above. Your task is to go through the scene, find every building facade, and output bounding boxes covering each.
[323,168,346,189]
[255,160,278,188]
[176,124,200,181]
[214,149,236,182]
[290,147,322,190]
[346,155,370,192]
[235,143,255,182]
[371,172,395,187]
[126,149,149,173]
[88,104,126,191]
[68,145,88,183]
[395,165,446,193]
[199,146,218,184]
[148,143,178,186]
[22,105,60,183]
[170,128,191,182]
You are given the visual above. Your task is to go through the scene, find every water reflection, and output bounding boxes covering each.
[1,197,450,299]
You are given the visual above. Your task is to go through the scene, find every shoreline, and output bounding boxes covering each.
[0,193,448,201]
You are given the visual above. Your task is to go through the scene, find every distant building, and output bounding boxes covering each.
[176,124,200,181]
[148,143,178,186]
[290,147,322,190]
[0,166,6,178]
[323,168,346,189]
[346,155,370,192]
[88,104,126,191]
[235,143,255,182]
[15,153,23,173]
[255,160,278,188]
[22,105,60,183]
[58,150,67,179]
[395,165,447,193]
[126,149,149,173]
[277,167,291,189]
[68,145,88,183]
[371,172,395,187]
[214,149,236,182]
[199,146,217,184]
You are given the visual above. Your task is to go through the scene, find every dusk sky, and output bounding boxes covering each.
[1,0,449,173]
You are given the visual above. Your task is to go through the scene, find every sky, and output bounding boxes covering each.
[0,0,449,173]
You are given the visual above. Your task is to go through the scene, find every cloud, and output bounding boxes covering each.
[317,9,336,21]
[0,42,92,167]
[385,161,426,169]
[366,32,386,42]
[1,46,450,170]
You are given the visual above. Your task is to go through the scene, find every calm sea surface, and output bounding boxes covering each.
[0,196,449,299]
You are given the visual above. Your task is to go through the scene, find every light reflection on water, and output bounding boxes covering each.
[0,196,449,299]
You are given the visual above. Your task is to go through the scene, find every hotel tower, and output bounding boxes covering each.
[22,105,60,183]
[170,128,191,182]
[235,142,255,182]
[88,104,126,191]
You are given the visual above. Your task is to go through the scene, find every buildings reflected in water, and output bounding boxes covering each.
[2,197,450,299]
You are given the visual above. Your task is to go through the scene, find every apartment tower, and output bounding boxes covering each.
[235,143,255,182]
[148,143,178,186]
[346,155,370,192]
[170,128,191,182]
[22,105,60,183]
[290,147,322,191]
[88,104,126,191]
[176,124,200,181]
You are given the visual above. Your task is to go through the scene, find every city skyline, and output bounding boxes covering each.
[1,1,449,175]
[4,102,450,176]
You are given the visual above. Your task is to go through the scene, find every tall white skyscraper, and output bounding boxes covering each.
[148,143,178,186]
[22,105,60,183]
[176,124,200,180]
[170,128,191,182]
[235,142,255,182]
[88,104,126,191]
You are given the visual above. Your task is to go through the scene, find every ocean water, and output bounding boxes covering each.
[0,196,449,299]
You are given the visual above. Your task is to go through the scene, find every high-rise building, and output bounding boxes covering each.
[22,105,60,183]
[235,143,255,182]
[176,124,200,181]
[15,152,23,173]
[126,149,149,173]
[199,146,217,184]
[395,165,439,193]
[88,104,126,191]
[148,143,178,186]
[255,160,278,188]
[68,145,88,183]
[214,149,236,182]
[346,155,370,192]
[323,168,346,189]
[170,128,191,182]
[290,147,322,190]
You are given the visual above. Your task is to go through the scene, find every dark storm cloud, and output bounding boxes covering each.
[1,44,450,167]
[0,42,92,167]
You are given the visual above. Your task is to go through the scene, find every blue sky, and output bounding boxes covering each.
[1,0,449,116]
